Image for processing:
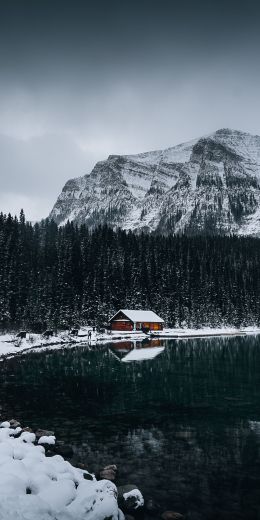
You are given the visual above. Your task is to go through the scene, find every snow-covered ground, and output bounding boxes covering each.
[0,422,122,520]
[0,329,149,359]
[1,326,260,360]
[0,332,74,359]
[150,326,260,337]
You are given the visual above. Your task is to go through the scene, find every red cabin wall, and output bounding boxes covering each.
[111,321,133,331]
[111,320,163,331]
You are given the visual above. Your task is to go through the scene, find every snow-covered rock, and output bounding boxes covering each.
[123,488,144,509]
[117,484,144,512]
[0,421,11,428]
[20,431,36,443]
[0,426,122,520]
[49,128,260,236]
[38,435,56,445]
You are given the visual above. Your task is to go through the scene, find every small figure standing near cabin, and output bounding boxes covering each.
[88,330,92,341]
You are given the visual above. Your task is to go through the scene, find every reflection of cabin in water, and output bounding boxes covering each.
[110,338,165,361]
[109,309,164,332]
[109,338,165,362]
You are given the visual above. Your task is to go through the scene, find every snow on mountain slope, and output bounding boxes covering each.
[49,129,260,235]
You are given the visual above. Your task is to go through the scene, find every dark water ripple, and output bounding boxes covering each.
[1,336,260,519]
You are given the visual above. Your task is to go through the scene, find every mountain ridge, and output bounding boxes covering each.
[49,128,260,236]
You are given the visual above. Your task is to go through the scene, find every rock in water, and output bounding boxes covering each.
[50,129,260,237]
[145,497,162,515]
[35,428,55,439]
[54,441,74,458]
[99,464,118,481]
[161,512,185,520]
[117,484,144,512]
[9,419,21,428]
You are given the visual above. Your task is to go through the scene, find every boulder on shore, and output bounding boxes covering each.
[9,419,21,428]
[35,428,55,439]
[99,464,118,481]
[117,484,144,512]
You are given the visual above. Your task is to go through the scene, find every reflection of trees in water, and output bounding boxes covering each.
[2,335,260,418]
[73,419,260,519]
[1,336,260,518]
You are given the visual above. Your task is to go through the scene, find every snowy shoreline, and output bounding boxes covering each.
[0,326,260,360]
[0,420,133,520]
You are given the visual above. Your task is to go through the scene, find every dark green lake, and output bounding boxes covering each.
[1,336,260,519]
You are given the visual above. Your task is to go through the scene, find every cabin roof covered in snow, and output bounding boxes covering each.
[110,309,164,323]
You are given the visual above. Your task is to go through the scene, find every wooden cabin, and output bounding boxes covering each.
[109,309,164,332]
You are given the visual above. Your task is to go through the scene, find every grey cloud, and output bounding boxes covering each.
[0,0,260,219]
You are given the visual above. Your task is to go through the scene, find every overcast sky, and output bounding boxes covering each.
[1,0,260,220]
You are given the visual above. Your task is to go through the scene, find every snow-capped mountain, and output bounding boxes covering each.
[49,129,260,235]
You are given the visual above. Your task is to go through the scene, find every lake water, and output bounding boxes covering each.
[1,336,260,519]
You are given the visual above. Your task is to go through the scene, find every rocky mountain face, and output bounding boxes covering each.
[49,129,260,235]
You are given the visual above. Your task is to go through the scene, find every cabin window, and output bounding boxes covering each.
[149,323,163,330]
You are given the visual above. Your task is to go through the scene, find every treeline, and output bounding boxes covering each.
[0,210,260,331]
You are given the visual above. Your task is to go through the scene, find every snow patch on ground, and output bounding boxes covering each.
[0,426,120,520]
[155,326,260,337]
[0,422,10,428]
[0,333,72,358]
[1,325,260,361]
[38,436,56,445]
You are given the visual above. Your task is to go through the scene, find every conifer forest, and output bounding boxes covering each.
[1,210,260,331]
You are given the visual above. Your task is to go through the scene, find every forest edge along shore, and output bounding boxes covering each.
[0,307,260,360]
